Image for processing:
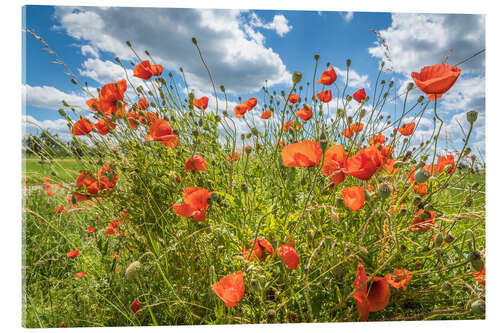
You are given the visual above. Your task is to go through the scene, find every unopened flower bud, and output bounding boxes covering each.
[467,110,478,124]
[434,232,443,247]
[241,183,248,193]
[469,251,484,272]
[360,109,366,119]
[346,59,351,67]
[417,95,424,103]
[445,233,454,243]
[125,261,141,279]
[314,54,320,61]
[407,82,414,91]
[191,37,198,45]
[389,81,394,88]
[292,71,303,84]
[346,95,352,102]
[378,183,392,199]
[471,299,485,314]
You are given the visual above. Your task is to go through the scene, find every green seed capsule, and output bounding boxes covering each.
[471,299,485,314]
[125,261,141,279]
[469,251,484,272]
[414,168,430,183]
[434,233,443,247]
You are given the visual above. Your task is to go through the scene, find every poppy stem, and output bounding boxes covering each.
[193,42,219,114]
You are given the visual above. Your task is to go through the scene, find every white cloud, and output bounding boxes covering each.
[368,13,485,74]
[23,115,72,140]
[23,84,87,110]
[81,44,99,58]
[334,66,370,89]
[54,7,292,94]
[249,13,293,37]
[339,12,354,23]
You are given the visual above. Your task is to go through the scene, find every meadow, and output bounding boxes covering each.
[22,34,486,327]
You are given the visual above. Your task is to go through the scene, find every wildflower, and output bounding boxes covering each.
[133,60,163,80]
[352,262,391,321]
[73,192,90,203]
[74,272,86,278]
[413,183,428,194]
[278,243,300,270]
[72,118,93,136]
[297,104,313,121]
[283,121,301,132]
[383,158,395,174]
[95,118,116,135]
[127,111,141,130]
[111,253,121,260]
[281,140,322,167]
[341,186,365,211]
[411,64,461,96]
[385,269,412,291]
[369,134,386,145]
[252,238,275,262]
[212,271,245,308]
[233,103,248,118]
[412,209,436,232]
[42,182,52,191]
[120,211,130,217]
[146,119,179,148]
[54,205,67,214]
[66,250,80,259]
[193,96,209,111]
[227,151,240,162]
[131,299,141,313]
[104,226,116,235]
[288,94,299,104]
[437,155,455,174]
[261,110,273,119]
[185,155,208,171]
[138,97,149,110]
[142,112,159,125]
[317,66,337,85]
[322,145,347,185]
[345,145,385,180]
[88,226,95,233]
[316,89,332,103]
[473,266,485,286]
[98,79,127,117]
[243,97,258,110]
[86,98,101,112]
[172,187,211,221]
[98,165,118,190]
[342,123,364,138]
[398,122,415,136]
[352,88,367,103]
[45,191,55,197]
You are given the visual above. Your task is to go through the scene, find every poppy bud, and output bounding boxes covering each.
[359,109,366,119]
[400,244,407,252]
[246,133,252,139]
[383,92,389,99]
[389,81,394,88]
[413,196,422,206]
[191,37,198,45]
[346,59,351,67]
[378,183,392,199]
[314,54,320,61]
[319,133,328,151]
[215,115,221,122]
[346,95,352,102]
[444,233,454,243]
[467,110,478,124]
[267,309,276,322]
[414,168,430,183]
[434,233,443,247]
[307,229,315,242]
[406,82,414,91]
[381,80,386,85]
[337,109,345,118]
[464,147,471,155]
[347,116,353,124]
[210,192,220,203]
[198,119,204,126]
[469,251,484,272]
[223,110,228,117]
[335,197,343,206]
[58,109,67,117]
[192,129,199,137]
[125,261,141,279]
[240,134,245,141]
[471,299,485,314]
[464,195,473,207]
[241,183,248,193]
[292,71,303,84]
[250,279,260,291]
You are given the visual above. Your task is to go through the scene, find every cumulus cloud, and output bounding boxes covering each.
[334,67,370,89]
[81,44,99,58]
[249,13,293,37]
[339,12,354,23]
[368,13,485,74]
[23,84,87,110]
[23,115,72,140]
[53,7,292,95]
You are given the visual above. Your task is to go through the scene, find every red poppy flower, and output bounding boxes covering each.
[342,123,364,138]
[212,271,245,308]
[126,111,141,130]
[54,205,67,214]
[233,103,248,118]
[385,269,412,291]
[172,187,211,221]
[317,66,337,85]
[278,243,300,270]
[369,134,386,145]
[74,272,86,278]
[42,182,52,191]
[345,145,384,180]
[316,89,332,103]
[412,210,436,232]
[73,192,91,203]
[437,155,455,174]
[411,64,461,95]
[398,122,415,136]
[142,112,159,125]
[72,118,93,136]
[185,155,207,171]
[146,119,179,148]
[283,121,301,132]
[243,97,257,110]
[88,226,95,233]
[227,151,240,162]
[98,165,118,190]
[322,145,347,185]
[138,97,149,110]
[282,140,322,167]
[133,60,163,80]
[352,262,391,321]
[75,172,100,195]
[252,238,275,262]
[288,94,299,104]
[427,93,443,101]
[120,211,130,217]
[352,88,367,103]
[98,79,127,117]
[341,186,365,211]
[86,98,101,112]
[193,96,209,111]
[413,183,428,194]
[473,266,485,286]
[66,249,80,259]
[45,191,55,197]
[383,158,395,174]
[297,105,313,121]
[261,110,273,119]
[95,118,116,135]
[131,299,141,313]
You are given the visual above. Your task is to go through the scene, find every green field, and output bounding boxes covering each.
[23,157,83,185]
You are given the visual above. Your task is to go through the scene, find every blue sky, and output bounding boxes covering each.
[22,5,485,159]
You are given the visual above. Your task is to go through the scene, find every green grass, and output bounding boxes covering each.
[23,157,83,185]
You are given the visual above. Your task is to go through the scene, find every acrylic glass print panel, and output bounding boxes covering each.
[22,5,485,327]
